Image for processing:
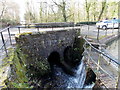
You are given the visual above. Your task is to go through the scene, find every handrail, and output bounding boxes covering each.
[83,46,116,80]
[83,36,120,66]
[0,26,11,33]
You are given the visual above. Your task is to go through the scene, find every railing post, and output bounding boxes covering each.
[88,46,91,64]
[97,44,102,71]
[0,32,8,57]
[105,29,107,36]
[108,58,111,65]
[7,27,12,45]
[97,54,100,71]
[37,28,39,32]
[112,23,114,34]
[52,26,53,31]
[18,27,20,34]
[97,27,100,41]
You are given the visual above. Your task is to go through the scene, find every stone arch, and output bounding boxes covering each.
[48,51,61,67]
[64,45,82,68]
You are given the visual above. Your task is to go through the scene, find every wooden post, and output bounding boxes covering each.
[97,27,100,41]
[88,46,91,64]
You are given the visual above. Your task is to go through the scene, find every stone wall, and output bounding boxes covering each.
[15,29,78,64]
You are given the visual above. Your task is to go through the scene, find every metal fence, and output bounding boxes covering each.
[83,36,119,82]
[0,27,12,58]
[0,26,17,60]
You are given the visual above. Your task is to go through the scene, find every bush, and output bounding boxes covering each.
[0,18,19,28]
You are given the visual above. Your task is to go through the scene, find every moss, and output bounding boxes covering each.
[2,48,14,67]
[99,34,113,40]
[16,31,46,38]
[36,60,50,76]
[8,46,50,88]
[0,48,15,88]
[5,47,31,88]
[16,32,32,38]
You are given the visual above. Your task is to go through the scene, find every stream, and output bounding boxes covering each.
[51,58,94,88]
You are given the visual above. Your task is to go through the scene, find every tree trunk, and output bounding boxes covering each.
[0,2,6,20]
[62,1,67,22]
[98,1,106,21]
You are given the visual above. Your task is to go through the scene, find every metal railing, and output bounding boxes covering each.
[83,37,119,65]
[83,36,119,80]
[0,26,12,57]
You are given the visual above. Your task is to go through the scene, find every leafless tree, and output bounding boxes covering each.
[0,0,7,20]
[52,0,67,22]
[98,0,106,21]
[85,0,91,22]
[24,0,37,23]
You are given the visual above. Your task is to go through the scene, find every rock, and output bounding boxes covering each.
[84,68,96,85]
[93,79,107,90]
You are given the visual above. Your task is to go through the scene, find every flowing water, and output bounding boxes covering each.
[52,58,87,88]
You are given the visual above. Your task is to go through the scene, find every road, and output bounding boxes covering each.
[80,25,118,39]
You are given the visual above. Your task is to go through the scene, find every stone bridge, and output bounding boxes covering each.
[15,28,84,76]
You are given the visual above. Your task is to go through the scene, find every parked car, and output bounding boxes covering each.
[96,19,120,29]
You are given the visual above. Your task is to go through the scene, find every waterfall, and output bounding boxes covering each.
[53,58,87,88]
[67,60,86,88]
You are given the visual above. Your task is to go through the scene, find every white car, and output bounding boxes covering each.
[96,19,120,29]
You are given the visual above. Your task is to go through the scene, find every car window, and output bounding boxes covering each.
[112,20,118,23]
[104,21,111,23]
[116,19,120,23]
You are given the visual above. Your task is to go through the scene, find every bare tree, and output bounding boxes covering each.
[49,5,57,22]
[98,0,106,21]
[85,0,91,22]
[0,0,20,27]
[91,1,97,21]
[0,0,7,20]
[52,0,69,22]
[24,0,37,23]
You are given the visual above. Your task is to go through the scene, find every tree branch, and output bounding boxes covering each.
[52,0,63,8]
[0,1,6,19]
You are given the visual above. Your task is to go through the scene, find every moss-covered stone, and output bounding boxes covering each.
[4,45,51,88]
[5,47,30,88]
[64,37,85,68]
[0,48,14,88]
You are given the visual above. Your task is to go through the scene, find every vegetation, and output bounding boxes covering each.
[0,0,20,28]
[24,0,118,24]
[0,0,118,26]
[4,47,30,88]
[3,44,51,88]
